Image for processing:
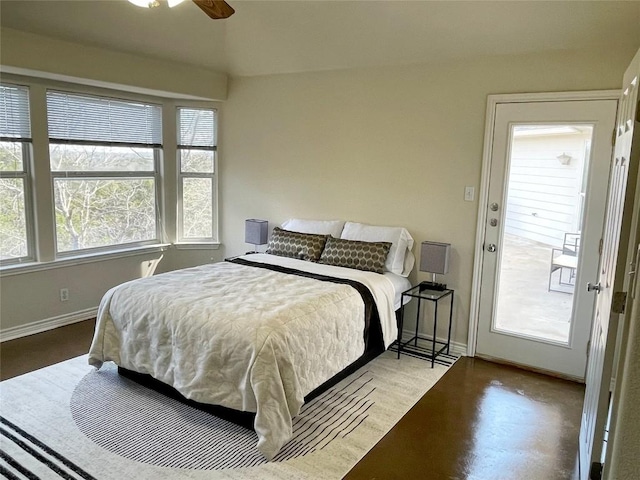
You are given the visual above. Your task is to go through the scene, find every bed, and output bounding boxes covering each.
[88,220,413,460]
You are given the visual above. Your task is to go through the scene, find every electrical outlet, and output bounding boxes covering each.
[60,288,69,302]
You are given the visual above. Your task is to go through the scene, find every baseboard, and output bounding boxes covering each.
[0,307,98,342]
[401,329,467,357]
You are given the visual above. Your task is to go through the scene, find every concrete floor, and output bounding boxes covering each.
[495,234,575,343]
[0,319,96,381]
[346,356,583,480]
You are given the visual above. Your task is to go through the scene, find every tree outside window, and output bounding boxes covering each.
[50,144,157,252]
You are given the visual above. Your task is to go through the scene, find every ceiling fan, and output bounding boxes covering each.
[128,0,235,19]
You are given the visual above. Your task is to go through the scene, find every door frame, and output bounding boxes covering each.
[468,90,621,358]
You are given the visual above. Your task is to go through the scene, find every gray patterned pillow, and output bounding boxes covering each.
[318,237,391,273]
[266,227,329,262]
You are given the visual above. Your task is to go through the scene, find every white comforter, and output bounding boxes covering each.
[88,254,396,460]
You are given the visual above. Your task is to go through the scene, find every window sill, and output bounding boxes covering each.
[0,244,170,277]
[173,242,221,250]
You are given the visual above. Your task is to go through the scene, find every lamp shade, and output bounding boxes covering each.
[420,241,450,275]
[245,219,268,245]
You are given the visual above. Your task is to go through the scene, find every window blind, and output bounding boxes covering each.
[0,84,31,140]
[178,108,216,149]
[46,91,162,147]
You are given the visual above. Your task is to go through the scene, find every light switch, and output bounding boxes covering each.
[464,186,475,202]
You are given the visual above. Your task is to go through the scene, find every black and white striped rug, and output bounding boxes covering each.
[0,352,454,480]
[69,364,377,470]
[1,415,97,480]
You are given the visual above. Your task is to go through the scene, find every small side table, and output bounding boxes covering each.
[396,282,454,367]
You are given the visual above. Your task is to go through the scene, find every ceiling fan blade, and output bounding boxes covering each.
[193,0,235,19]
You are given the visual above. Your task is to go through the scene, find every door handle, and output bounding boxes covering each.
[587,282,602,293]
[486,243,497,253]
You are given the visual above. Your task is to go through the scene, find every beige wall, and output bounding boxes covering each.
[0,244,225,327]
[220,46,636,347]
[0,245,222,338]
[1,251,165,331]
[0,28,228,101]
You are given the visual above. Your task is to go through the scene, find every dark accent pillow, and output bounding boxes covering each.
[318,237,392,273]
[266,227,328,262]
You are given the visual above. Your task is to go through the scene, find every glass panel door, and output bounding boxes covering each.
[493,124,594,344]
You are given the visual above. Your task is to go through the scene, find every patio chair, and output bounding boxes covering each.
[548,233,580,293]
[562,232,580,256]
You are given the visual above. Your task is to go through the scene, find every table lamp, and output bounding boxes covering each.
[245,219,268,253]
[420,241,450,291]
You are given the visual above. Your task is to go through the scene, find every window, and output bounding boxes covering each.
[0,83,34,264]
[0,76,221,271]
[47,91,162,254]
[177,107,216,241]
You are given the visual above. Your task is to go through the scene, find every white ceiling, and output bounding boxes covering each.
[1,0,639,77]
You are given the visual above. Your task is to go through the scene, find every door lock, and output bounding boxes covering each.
[486,243,497,253]
[587,282,602,293]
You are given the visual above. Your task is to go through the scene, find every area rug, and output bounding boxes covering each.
[0,351,456,479]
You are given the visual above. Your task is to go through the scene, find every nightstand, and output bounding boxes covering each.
[396,282,454,367]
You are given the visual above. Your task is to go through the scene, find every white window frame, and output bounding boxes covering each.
[47,89,163,257]
[0,74,221,273]
[0,83,36,265]
[176,106,218,243]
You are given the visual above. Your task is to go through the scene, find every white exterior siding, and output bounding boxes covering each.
[504,129,591,247]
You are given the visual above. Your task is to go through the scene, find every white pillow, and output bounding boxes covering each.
[340,222,415,276]
[281,218,345,238]
[403,250,416,277]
